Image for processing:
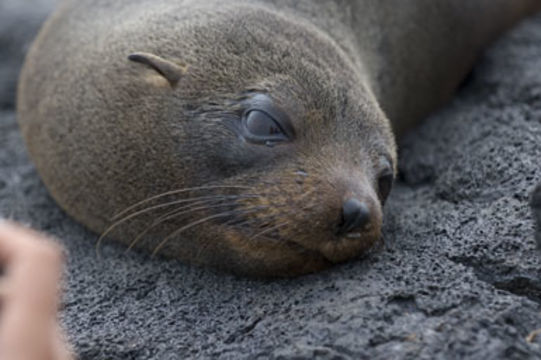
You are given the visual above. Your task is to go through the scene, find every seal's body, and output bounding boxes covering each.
[18,0,541,276]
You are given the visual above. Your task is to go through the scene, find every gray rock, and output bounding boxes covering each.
[532,184,541,250]
[1,3,541,359]
[0,0,57,109]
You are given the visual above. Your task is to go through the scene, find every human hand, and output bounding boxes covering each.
[0,221,73,360]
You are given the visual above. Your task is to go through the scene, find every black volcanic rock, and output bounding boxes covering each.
[0,0,57,109]
[532,184,541,250]
[1,3,541,359]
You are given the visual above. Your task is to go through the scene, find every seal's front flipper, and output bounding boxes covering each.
[128,52,187,87]
[531,183,541,251]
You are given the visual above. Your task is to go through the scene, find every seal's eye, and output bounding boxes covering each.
[377,169,394,205]
[245,111,285,137]
[242,110,290,144]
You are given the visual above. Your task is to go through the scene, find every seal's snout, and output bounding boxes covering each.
[338,198,371,235]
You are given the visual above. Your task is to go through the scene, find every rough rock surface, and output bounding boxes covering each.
[1,2,541,359]
[533,184,541,249]
[0,0,57,109]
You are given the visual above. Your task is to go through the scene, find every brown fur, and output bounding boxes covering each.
[17,0,541,276]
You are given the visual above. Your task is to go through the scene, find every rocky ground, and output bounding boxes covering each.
[1,1,541,359]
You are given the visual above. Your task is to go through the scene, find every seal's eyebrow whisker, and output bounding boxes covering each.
[126,198,260,252]
[111,185,253,221]
[152,207,268,257]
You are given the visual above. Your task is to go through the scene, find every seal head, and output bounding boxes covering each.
[18,3,396,276]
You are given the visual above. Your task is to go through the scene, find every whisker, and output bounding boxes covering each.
[191,209,267,262]
[151,207,266,257]
[125,200,215,253]
[249,222,290,242]
[112,185,252,220]
[126,200,251,252]
[227,214,273,230]
[224,203,292,231]
[97,194,252,255]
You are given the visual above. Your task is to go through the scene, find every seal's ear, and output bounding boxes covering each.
[128,52,187,86]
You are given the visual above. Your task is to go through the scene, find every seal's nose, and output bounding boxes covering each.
[338,198,371,234]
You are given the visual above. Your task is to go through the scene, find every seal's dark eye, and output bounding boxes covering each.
[377,171,394,205]
[245,111,284,136]
[242,110,289,144]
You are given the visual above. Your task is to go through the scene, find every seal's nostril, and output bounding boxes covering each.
[339,198,371,234]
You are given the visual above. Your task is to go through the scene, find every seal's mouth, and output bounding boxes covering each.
[282,237,333,263]
[218,198,382,272]
[235,223,381,266]
[318,232,381,264]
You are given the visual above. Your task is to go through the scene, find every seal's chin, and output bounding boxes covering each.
[224,224,381,277]
[317,231,381,263]
[283,222,382,265]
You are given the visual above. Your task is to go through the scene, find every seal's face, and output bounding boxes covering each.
[107,6,397,276]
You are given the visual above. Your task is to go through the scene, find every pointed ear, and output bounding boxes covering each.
[128,52,187,86]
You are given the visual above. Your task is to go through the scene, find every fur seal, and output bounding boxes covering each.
[17,0,541,277]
